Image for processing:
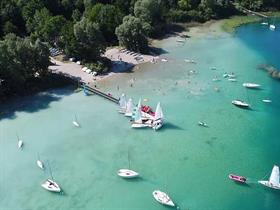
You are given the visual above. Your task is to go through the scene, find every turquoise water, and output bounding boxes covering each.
[1,21,280,210]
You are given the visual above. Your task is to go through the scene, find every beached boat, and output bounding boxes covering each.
[117,169,139,178]
[269,24,276,31]
[198,121,208,127]
[119,93,127,114]
[72,115,80,127]
[262,99,272,103]
[176,39,185,43]
[152,190,175,207]
[41,179,61,192]
[229,174,246,183]
[243,83,261,89]
[124,98,134,117]
[232,100,250,108]
[258,165,280,190]
[161,58,168,62]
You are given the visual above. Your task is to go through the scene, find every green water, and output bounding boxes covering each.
[1,22,280,210]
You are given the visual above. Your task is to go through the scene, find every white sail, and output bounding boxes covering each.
[132,99,142,122]
[119,93,127,109]
[125,98,134,116]
[154,102,164,120]
[269,165,279,186]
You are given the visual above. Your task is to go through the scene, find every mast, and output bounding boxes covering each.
[47,160,54,181]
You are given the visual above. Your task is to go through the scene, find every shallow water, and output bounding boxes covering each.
[1,21,280,210]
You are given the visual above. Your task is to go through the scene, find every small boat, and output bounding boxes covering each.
[232,100,250,108]
[124,98,134,117]
[152,190,175,207]
[262,99,272,103]
[229,174,246,183]
[37,153,44,170]
[228,78,237,82]
[176,39,185,43]
[261,22,268,25]
[212,77,220,82]
[243,83,261,89]
[269,24,276,31]
[152,102,164,131]
[184,59,196,64]
[72,115,80,127]
[17,134,23,149]
[18,140,23,149]
[223,73,229,78]
[228,73,236,78]
[258,165,280,190]
[117,169,139,178]
[161,58,168,62]
[210,67,217,70]
[198,121,208,127]
[119,93,127,114]
[41,179,61,193]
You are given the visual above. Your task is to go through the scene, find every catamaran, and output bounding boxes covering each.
[124,98,134,117]
[119,93,127,114]
[243,83,261,89]
[153,190,175,207]
[258,165,280,190]
[232,100,250,108]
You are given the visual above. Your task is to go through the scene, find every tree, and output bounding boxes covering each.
[115,15,150,53]
[74,18,106,62]
[86,4,124,43]
[236,0,263,10]
[0,33,49,97]
[134,0,167,37]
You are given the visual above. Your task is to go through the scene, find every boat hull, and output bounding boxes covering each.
[118,169,139,178]
[153,190,175,207]
[229,174,246,183]
[258,181,280,190]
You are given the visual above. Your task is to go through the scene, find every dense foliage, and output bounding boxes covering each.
[0,0,279,98]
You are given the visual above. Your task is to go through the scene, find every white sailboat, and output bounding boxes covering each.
[17,134,23,149]
[152,190,175,207]
[41,161,61,193]
[131,99,153,128]
[269,24,276,31]
[232,100,250,108]
[258,165,280,190]
[117,151,139,178]
[124,98,134,117]
[37,153,44,170]
[72,115,80,127]
[118,93,127,114]
[152,102,164,131]
[243,83,261,89]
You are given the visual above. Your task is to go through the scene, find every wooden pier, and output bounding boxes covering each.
[81,83,119,104]
[241,8,268,18]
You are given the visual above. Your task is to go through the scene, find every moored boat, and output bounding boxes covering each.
[269,24,276,31]
[229,174,246,183]
[262,99,272,103]
[152,190,175,207]
[117,169,139,178]
[258,165,280,190]
[232,100,250,108]
[198,121,208,127]
[41,179,61,192]
[243,83,261,89]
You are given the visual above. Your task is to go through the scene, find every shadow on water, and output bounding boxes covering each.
[0,87,74,120]
[161,122,184,131]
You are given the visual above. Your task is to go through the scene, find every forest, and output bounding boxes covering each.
[0,0,279,99]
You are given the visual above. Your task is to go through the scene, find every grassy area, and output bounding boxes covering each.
[221,15,261,33]
[222,11,280,33]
